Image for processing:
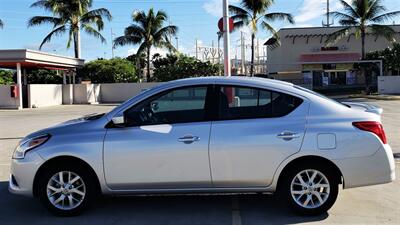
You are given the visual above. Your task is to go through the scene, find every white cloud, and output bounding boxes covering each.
[203,0,240,17]
[127,47,171,57]
[294,0,343,24]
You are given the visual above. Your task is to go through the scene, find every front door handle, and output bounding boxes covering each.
[178,135,200,144]
[277,131,300,140]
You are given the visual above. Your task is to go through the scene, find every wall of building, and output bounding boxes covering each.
[28,84,62,108]
[378,76,400,94]
[1,82,162,109]
[267,26,400,74]
[0,85,19,109]
[100,82,160,103]
[73,84,100,104]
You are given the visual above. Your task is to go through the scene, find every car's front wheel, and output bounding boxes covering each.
[280,163,339,215]
[37,164,96,216]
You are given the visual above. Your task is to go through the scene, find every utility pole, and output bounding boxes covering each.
[195,38,199,60]
[175,37,179,52]
[212,40,215,63]
[222,0,231,76]
[241,31,245,75]
[217,32,221,64]
[111,28,115,58]
[322,0,333,27]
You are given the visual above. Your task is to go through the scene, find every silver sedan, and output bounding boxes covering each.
[9,77,395,216]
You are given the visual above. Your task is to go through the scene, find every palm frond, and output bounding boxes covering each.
[263,12,294,24]
[339,0,360,18]
[67,28,74,49]
[371,10,400,23]
[82,24,106,43]
[329,11,357,22]
[155,39,176,52]
[153,25,178,42]
[325,27,352,45]
[39,25,67,49]
[241,0,273,14]
[229,5,251,19]
[261,21,279,38]
[0,19,3,28]
[113,35,142,47]
[82,8,112,22]
[370,24,397,42]
[365,0,386,19]
[231,21,246,32]
[124,24,145,37]
[28,16,63,27]
[135,42,148,56]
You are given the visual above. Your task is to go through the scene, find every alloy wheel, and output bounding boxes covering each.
[46,171,86,210]
[290,169,330,209]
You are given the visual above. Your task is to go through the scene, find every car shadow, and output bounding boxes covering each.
[0,181,328,225]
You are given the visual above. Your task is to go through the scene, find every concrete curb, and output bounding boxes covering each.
[349,94,400,100]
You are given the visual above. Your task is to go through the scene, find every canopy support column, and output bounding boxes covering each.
[16,63,22,110]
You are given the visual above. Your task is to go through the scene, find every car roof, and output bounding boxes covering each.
[163,76,294,90]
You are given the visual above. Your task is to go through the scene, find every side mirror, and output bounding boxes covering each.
[111,116,125,126]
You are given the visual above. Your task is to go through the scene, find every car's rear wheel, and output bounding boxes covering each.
[37,164,95,216]
[280,163,339,215]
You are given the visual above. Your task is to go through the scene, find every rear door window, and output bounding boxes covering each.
[217,85,303,120]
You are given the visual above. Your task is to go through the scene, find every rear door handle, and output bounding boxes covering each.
[178,135,200,144]
[277,132,300,140]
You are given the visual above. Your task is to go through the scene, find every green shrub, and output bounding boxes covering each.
[79,58,138,83]
[152,54,221,82]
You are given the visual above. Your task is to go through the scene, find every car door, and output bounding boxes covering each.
[103,85,213,190]
[209,85,308,187]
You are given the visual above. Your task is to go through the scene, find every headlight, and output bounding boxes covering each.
[13,134,51,159]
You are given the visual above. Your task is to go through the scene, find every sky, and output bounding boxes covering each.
[0,0,399,61]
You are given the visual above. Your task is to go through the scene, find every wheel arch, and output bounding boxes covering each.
[276,155,344,191]
[32,155,101,197]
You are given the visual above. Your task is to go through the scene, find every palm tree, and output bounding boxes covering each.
[327,0,400,92]
[114,8,177,81]
[328,0,400,59]
[229,0,294,76]
[0,19,3,28]
[28,0,112,58]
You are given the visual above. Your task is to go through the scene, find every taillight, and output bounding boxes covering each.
[352,121,387,144]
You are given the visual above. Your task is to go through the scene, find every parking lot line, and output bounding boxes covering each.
[231,196,242,225]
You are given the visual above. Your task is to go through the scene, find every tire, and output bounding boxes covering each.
[37,163,96,216]
[279,162,339,215]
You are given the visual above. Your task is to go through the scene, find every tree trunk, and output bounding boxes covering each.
[73,24,81,59]
[250,33,255,77]
[147,47,151,82]
[361,29,369,93]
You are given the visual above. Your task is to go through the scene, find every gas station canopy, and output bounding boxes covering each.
[0,49,84,70]
[0,49,84,109]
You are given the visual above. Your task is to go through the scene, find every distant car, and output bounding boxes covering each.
[9,77,395,216]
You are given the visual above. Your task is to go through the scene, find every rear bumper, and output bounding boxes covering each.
[334,144,395,189]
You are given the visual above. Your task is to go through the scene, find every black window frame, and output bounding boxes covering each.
[119,84,216,127]
[214,84,303,121]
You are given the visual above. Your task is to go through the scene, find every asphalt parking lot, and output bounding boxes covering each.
[0,99,399,225]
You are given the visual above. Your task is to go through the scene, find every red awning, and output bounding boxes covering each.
[299,53,361,63]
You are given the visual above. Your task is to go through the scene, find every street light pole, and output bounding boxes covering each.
[223,0,231,77]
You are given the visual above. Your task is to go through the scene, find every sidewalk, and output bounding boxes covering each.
[348,94,400,100]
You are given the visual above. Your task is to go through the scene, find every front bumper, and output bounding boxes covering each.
[334,144,396,189]
[9,152,44,197]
